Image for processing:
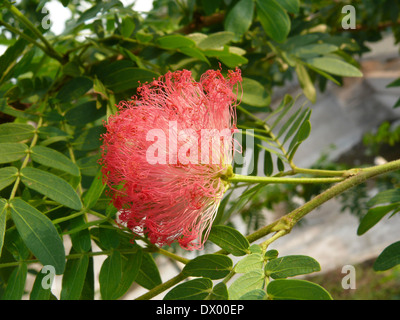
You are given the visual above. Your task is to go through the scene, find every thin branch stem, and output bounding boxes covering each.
[260,230,287,251]
[132,159,400,300]
[0,20,49,54]
[292,167,348,177]
[154,247,190,265]
[228,174,344,184]
[3,1,64,63]
[246,158,400,244]
[135,272,188,300]
[9,117,43,201]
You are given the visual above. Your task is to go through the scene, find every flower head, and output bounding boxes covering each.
[100,68,242,250]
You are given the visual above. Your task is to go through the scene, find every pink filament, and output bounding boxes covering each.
[100,68,242,250]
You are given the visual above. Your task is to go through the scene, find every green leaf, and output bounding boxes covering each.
[0,198,7,257]
[30,267,53,300]
[0,98,37,121]
[0,123,35,143]
[241,78,270,107]
[0,167,18,191]
[267,279,333,300]
[392,97,400,109]
[357,203,399,235]
[283,108,311,145]
[239,288,267,300]
[287,120,312,158]
[164,278,213,300]
[265,249,279,260]
[367,189,400,207]
[268,95,296,130]
[76,2,105,24]
[228,270,265,300]
[208,282,228,300]
[136,253,162,290]
[80,254,95,300]
[373,241,400,271]
[61,254,89,300]
[265,255,321,279]
[263,149,273,176]
[224,0,254,37]
[157,34,196,49]
[255,0,290,42]
[9,198,66,274]
[249,244,262,253]
[306,57,363,77]
[278,0,300,13]
[4,228,30,260]
[208,225,250,256]
[218,52,248,68]
[56,76,93,103]
[99,227,120,250]
[292,43,338,59]
[179,47,209,63]
[102,68,159,93]
[111,247,143,299]
[2,263,27,300]
[68,215,91,253]
[0,38,27,80]
[387,77,400,88]
[183,254,232,279]
[295,64,316,103]
[99,250,122,300]
[20,167,82,210]
[76,155,100,176]
[136,32,153,43]
[30,145,80,176]
[235,253,264,273]
[197,32,235,50]
[0,143,28,164]
[72,126,106,151]
[201,0,222,15]
[120,16,135,37]
[62,61,83,77]
[64,100,105,126]
[83,170,105,209]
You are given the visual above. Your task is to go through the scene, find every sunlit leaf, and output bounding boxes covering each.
[20,167,82,210]
[267,279,332,300]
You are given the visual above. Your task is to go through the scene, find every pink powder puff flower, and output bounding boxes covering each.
[100,68,242,250]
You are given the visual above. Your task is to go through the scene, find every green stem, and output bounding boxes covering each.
[131,159,400,300]
[228,174,344,184]
[154,247,190,265]
[4,1,64,63]
[0,20,49,54]
[292,167,347,177]
[9,117,43,201]
[135,272,188,300]
[52,209,86,225]
[246,158,400,244]
[222,269,236,284]
[260,230,287,251]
